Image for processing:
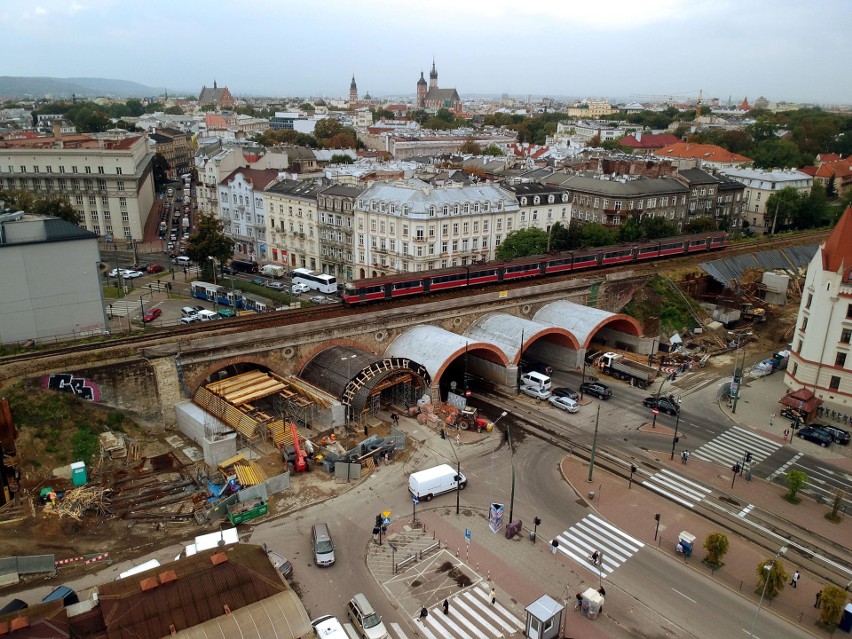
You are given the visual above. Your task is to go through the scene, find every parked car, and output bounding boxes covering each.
[549,396,580,413]
[122,269,144,279]
[311,615,348,639]
[796,426,833,447]
[347,593,389,639]
[642,395,680,415]
[580,382,612,399]
[267,281,287,292]
[520,385,552,401]
[107,267,126,277]
[292,283,310,295]
[179,315,199,324]
[521,360,553,376]
[142,308,162,323]
[221,265,236,275]
[132,262,150,271]
[250,277,266,286]
[181,306,198,317]
[552,387,580,401]
[147,264,165,274]
[812,422,850,445]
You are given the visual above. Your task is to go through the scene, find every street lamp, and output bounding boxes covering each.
[669,396,683,460]
[728,331,748,414]
[209,256,219,311]
[749,546,787,638]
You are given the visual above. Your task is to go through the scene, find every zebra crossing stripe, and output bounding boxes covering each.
[390,623,410,639]
[464,590,523,633]
[442,597,501,638]
[424,609,476,639]
[643,468,712,508]
[692,426,779,466]
[737,504,754,518]
[556,514,644,577]
[768,452,803,480]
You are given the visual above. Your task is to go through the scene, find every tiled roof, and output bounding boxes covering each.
[822,207,852,272]
[814,159,852,179]
[654,142,752,164]
[205,113,230,129]
[816,153,842,163]
[618,133,680,149]
[221,167,280,189]
[677,168,722,185]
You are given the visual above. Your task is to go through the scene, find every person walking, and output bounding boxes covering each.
[490,587,496,605]
[790,570,800,588]
[391,413,399,427]
[442,599,449,615]
[815,590,822,608]
[770,413,776,426]
[784,428,790,442]
[419,607,428,623]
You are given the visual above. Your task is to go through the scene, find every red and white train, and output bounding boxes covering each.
[342,231,727,305]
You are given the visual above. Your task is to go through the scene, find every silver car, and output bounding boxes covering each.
[347,593,389,639]
[520,385,552,401]
[549,396,580,413]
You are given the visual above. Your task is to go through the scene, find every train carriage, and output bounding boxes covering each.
[190,281,221,303]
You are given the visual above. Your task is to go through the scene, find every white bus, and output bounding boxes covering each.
[291,268,337,294]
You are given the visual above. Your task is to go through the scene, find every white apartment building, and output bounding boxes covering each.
[553,120,629,145]
[785,208,852,412]
[353,179,520,279]
[263,179,323,270]
[218,168,280,259]
[0,131,155,240]
[718,167,812,234]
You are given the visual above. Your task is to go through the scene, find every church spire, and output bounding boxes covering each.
[429,58,438,89]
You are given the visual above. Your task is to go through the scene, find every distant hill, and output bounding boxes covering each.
[0,76,165,99]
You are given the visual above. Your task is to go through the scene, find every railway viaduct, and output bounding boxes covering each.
[2,271,652,430]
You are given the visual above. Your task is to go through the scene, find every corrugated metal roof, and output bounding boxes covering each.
[699,244,818,286]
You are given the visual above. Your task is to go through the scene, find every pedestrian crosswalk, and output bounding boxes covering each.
[106,300,144,317]
[642,468,712,508]
[554,514,644,578]
[691,426,780,468]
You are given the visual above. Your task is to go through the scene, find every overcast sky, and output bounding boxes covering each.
[3,0,850,104]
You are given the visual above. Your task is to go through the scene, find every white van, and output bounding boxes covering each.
[260,263,286,279]
[409,464,466,501]
[520,371,551,391]
[196,310,219,322]
[175,256,192,267]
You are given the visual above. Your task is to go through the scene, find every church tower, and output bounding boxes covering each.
[416,71,427,108]
[349,75,358,103]
[429,59,438,89]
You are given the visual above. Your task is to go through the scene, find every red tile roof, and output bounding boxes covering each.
[221,167,280,189]
[205,113,230,129]
[618,133,681,150]
[816,153,842,163]
[800,166,818,177]
[822,207,852,272]
[814,159,852,179]
[654,142,752,164]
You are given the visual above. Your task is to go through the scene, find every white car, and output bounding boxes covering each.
[549,396,580,413]
[122,270,144,279]
[311,615,348,638]
[347,593,389,639]
[291,283,310,295]
[520,385,552,401]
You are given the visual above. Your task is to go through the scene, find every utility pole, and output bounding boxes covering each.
[587,404,600,483]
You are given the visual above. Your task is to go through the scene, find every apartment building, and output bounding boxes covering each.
[785,208,852,412]
[263,179,323,270]
[149,127,192,179]
[718,167,812,234]
[317,184,363,281]
[352,179,519,279]
[0,130,155,240]
[218,168,279,259]
[504,183,572,235]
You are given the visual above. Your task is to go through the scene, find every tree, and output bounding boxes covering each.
[184,212,235,269]
[826,489,846,523]
[641,217,678,239]
[164,106,184,115]
[298,102,315,113]
[795,184,827,229]
[314,117,343,140]
[483,144,504,156]
[752,139,801,169]
[495,228,548,259]
[825,175,837,199]
[549,221,583,251]
[684,217,718,233]
[199,104,216,112]
[618,216,643,242]
[0,190,81,225]
[152,153,170,188]
[435,108,455,123]
[765,187,803,231]
[785,469,808,502]
[818,585,847,628]
[702,532,729,567]
[326,132,356,149]
[459,138,481,155]
[330,153,354,164]
[410,109,430,125]
[581,223,618,247]
[755,558,787,600]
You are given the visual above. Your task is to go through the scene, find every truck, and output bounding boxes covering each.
[260,263,286,279]
[408,464,466,501]
[227,497,268,525]
[598,352,657,389]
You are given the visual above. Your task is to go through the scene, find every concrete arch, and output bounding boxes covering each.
[533,300,642,350]
[465,313,580,365]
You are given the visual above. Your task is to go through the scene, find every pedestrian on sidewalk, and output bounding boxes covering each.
[363,424,368,438]
[443,599,449,615]
[419,607,428,623]
[391,413,399,427]
[790,570,800,588]
[456,432,461,446]
[490,587,496,605]
[770,412,776,426]
[815,590,822,608]
[784,428,790,442]
[681,450,689,464]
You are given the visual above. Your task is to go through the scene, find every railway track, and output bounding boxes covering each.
[0,229,827,366]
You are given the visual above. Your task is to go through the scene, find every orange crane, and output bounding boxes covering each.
[289,422,309,472]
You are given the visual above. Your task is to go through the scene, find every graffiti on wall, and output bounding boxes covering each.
[42,373,101,402]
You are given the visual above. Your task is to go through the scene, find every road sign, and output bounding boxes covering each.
[412,497,420,505]
[465,528,471,544]
[383,516,391,525]
[382,510,391,519]
[651,408,660,415]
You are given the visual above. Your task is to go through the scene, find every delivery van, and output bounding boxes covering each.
[260,263,286,279]
[408,464,466,501]
[520,371,551,391]
[196,310,219,322]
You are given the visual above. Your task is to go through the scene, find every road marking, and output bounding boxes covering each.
[390,623,410,639]
[768,452,802,480]
[556,514,643,578]
[671,588,696,603]
[642,468,713,508]
[692,426,780,467]
[737,504,754,518]
[342,623,360,639]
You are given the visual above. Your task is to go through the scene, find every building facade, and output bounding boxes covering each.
[263,178,323,270]
[149,127,192,179]
[416,61,462,114]
[0,131,155,240]
[318,184,363,281]
[353,179,519,279]
[785,208,852,413]
[718,167,813,234]
[505,184,572,237]
[198,80,234,110]
[218,168,280,259]
[0,212,105,345]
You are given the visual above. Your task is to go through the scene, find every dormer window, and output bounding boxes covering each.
[533,196,540,205]
[520,197,527,206]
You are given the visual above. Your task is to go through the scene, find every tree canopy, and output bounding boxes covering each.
[495,228,548,259]
[0,189,81,226]
[184,212,235,268]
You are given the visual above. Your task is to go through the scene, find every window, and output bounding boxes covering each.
[847,303,852,318]
[792,362,798,376]
[119,197,127,208]
[116,167,123,175]
[800,317,808,332]
[829,376,840,391]
[836,352,847,367]
[98,166,104,174]
[85,166,92,174]
[842,329,852,344]
[796,340,803,353]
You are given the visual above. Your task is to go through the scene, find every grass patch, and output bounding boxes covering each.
[824,512,842,523]
[782,493,801,504]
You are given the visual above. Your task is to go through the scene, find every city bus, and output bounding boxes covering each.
[230,259,259,274]
[291,268,337,294]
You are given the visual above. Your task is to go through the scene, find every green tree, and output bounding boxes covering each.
[330,153,354,164]
[765,187,803,231]
[755,558,788,600]
[684,217,718,233]
[641,216,678,239]
[703,532,729,567]
[495,228,548,259]
[581,223,618,247]
[314,117,343,141]
[818,585,847,628]
[164,105,184,115]
[785,469,808,502]
[459,138,482,155]
[435,108,455,123]
[549,221,583,251]
[410,109,430,125]
[752,139,801,169]
[298,102,315,112]
[483,144,504,156]
[200,104,216,112]
[31,197,82,226]
[185,212,235,269]
[825,175,837,199]
[152,153,170,189]
[425,116,455,130]
[795,184,827,229]
[618,216,643,242]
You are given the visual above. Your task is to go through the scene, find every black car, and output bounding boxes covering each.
[580,382,612,399]
[521,360,553,376]
[796,426,833,447]
[221,265,236,275]
[642,395,680,415]
[812,423,850,445]
[552,387,580,401]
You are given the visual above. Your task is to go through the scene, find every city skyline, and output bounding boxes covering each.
[2,0,851,104]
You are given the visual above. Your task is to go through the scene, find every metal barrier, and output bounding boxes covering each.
[419,541,441,560]
[396,555,417,572]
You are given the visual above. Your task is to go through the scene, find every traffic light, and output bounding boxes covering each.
[654,513,660,521]
[746,452,753,463]
[534,516,542,527]
[732,463,741,474]
[630,465,637,474]
[375,514,382,528]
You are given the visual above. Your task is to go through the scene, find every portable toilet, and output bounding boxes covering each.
[70,461,87,487]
